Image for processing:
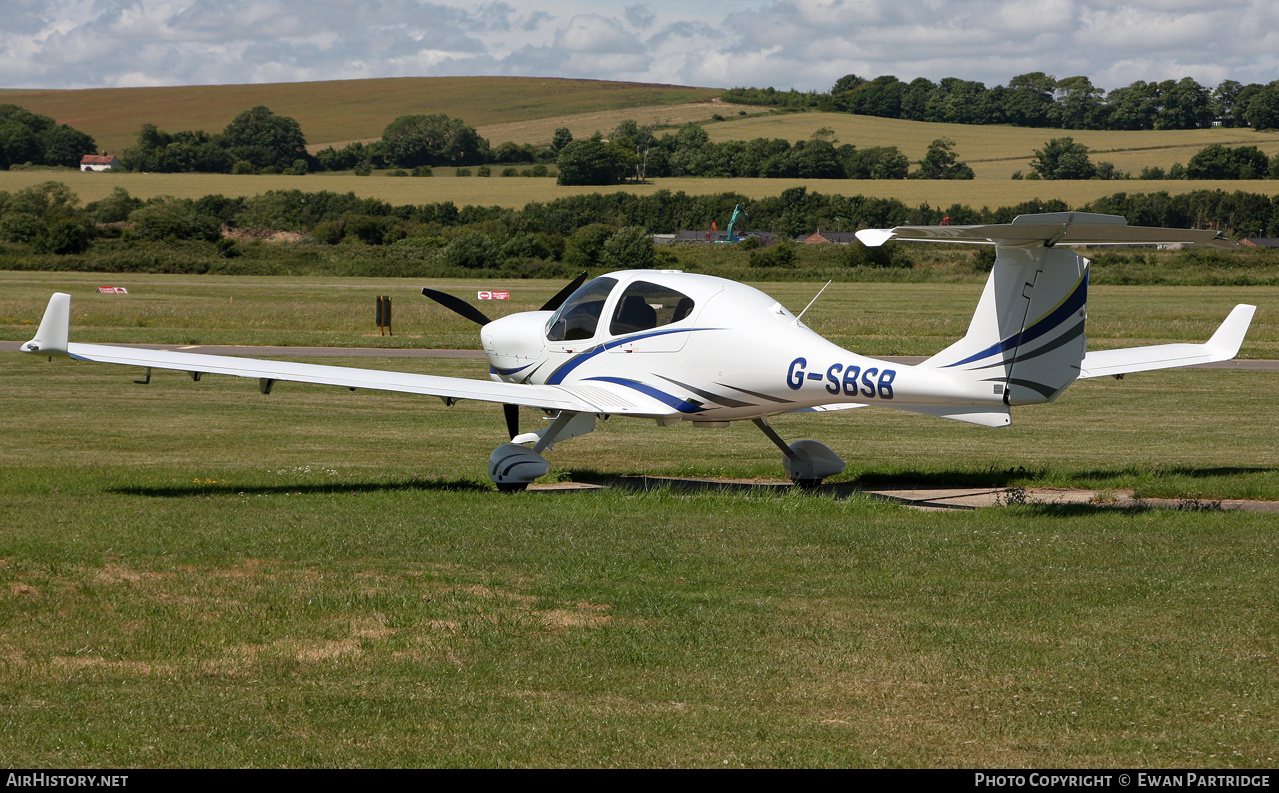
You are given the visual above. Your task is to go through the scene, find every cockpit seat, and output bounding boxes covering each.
[614,295,658,334]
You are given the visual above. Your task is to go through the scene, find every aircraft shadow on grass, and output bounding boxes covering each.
[108,478,493,498]
[844,465,1273,489]
[107,464,1272,502]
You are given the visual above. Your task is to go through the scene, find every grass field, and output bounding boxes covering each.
[3,270,1276,358]
[6,169,1279,212]
[0,77,723,157]
[704,112,1279,180]
[3,319,1278,766]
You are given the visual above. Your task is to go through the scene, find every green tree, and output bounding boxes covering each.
[1030,137,1096,179]
[221,106,310,170]
[846,76,905,118]
[86,187,143,223]
[1055,76,1107,130]
[0,105,96,169]
[599,226,656,270]
[556,140,628,186]
[130,198,222,242]
[563,223,620,266]
[380,114,489,168]
[841,146,908,179]
[1244,84,1279,130]
[551,127,573,152]
[437,231,500,269]
[912,138,974,179]
[1156,77,1213,130]
[1003,72,1057,127]
[831,73,867,96]
[1186,145,1270,179]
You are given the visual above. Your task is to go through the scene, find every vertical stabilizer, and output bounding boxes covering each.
[922,244,1088,406]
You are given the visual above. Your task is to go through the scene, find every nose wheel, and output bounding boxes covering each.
[488,444,550,491]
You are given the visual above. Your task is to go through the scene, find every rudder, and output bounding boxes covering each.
[923,243,1088,406]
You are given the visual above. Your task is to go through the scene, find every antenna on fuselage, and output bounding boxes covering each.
[794,280,832,325]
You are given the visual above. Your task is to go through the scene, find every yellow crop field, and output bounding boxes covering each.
[705,112,1279,178]
[476,101,753,149]
[5,169,1279,212]
[0,76,722,156]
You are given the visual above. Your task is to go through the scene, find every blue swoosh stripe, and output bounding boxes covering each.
[546,327,719,385]
[584,376,705,414]
[490,362,536,376]
[945,271,1088,369]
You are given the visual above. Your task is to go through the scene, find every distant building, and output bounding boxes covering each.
[676,230,778,244]
[1240,237,1279,248]
[80,152,120,172]
[800,231,860,245]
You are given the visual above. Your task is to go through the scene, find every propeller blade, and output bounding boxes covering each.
[538,271,590,312]
[503,403,520,440]
[421,288,492,326]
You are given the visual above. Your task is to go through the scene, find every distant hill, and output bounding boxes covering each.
[0,76,722,156]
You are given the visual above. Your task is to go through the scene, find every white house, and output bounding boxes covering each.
[80,153,120,172]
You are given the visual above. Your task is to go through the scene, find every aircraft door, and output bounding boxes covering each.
[606,280,704,354]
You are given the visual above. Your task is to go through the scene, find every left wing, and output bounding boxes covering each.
[20,293,658,416]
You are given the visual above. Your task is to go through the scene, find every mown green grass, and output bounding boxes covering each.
[4,270,1277,358]
[1,347,1277,767]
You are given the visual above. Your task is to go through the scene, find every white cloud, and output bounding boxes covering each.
[0,0,1276,91]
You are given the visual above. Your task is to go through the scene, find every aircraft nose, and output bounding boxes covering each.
[482,311,550,374]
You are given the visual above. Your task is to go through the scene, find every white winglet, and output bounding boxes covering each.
[21,292,71,356]
[1206,304,1257,358]
[855,229,895,247]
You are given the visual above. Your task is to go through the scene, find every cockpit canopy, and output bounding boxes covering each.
[546,276,695,342]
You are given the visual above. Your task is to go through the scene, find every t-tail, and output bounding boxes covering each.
[857,212,1253,407]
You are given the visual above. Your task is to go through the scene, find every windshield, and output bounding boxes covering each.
[546,277,618,342]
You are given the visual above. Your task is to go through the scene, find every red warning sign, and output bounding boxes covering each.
[97,287,129,294]
[477,291,509,300]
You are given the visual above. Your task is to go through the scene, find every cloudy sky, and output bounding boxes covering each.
[3,0,1277,92]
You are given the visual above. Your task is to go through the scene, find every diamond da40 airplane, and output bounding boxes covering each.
[21,212,1256,490]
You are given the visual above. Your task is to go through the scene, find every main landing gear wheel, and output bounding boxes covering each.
[782,439,846,487]
[751,419,845,487]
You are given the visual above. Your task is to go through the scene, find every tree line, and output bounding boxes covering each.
[555,121,973,185]
[1021,138,1279,181]
[119,106,544,175]
[3,181,1277,267]
[724,73,1279,131]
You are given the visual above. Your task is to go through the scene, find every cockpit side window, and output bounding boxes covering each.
[608,281,695,336]
[546,277,617,342]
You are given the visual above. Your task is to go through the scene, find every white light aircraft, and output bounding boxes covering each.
[21,212,1256,490]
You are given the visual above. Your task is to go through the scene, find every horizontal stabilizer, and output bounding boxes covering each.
[894,404,1012,427]
[793,403,867,414]
[857,212,1235,249]
[1078,304,1256,379]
